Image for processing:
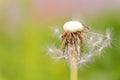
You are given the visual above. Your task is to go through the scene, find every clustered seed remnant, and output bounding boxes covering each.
[61,21,89,63]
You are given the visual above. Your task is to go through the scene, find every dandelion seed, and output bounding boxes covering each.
[51,27,62,39]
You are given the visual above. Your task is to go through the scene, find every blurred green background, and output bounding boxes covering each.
[0,0,120,80]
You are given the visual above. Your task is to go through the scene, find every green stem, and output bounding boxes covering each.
[70,58,78,80]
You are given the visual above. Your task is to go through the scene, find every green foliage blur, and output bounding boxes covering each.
[0,0,120,80]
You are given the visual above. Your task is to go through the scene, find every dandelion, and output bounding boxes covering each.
[48,20,111,80]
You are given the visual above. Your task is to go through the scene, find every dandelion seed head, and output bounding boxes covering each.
[48,20,111,65]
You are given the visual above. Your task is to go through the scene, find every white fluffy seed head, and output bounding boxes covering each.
[63,21,84,32]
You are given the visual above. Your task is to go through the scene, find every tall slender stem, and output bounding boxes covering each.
[70,58,78,80]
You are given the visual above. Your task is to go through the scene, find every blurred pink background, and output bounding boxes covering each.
[1,0,120,21]
[32,0,120,19]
